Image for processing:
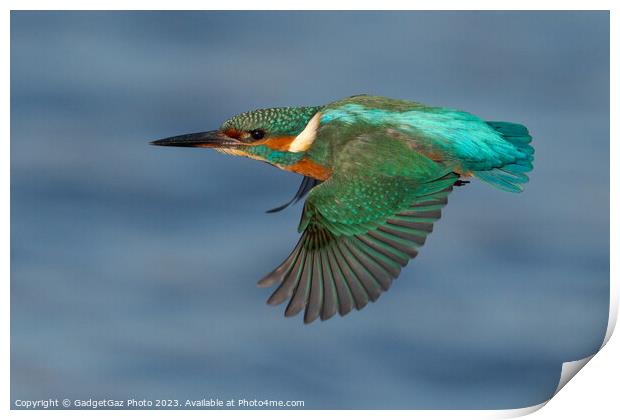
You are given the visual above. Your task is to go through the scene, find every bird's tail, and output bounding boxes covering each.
[473,122,535,193]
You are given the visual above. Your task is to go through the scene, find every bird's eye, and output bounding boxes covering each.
[250,129,266,140]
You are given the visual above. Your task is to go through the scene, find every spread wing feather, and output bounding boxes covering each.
[257,127,459,323]
[258,174,457,323]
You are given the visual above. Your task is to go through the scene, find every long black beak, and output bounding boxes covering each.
[150,130,240,148]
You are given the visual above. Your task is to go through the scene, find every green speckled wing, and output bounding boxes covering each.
[258,130,458,323]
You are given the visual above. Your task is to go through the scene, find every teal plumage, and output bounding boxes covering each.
[152,94,534,324]
[309,96,533,192]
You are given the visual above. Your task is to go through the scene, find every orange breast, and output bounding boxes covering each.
[284,158,332,180]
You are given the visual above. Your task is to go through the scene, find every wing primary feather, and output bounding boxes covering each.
[331,240,371,308]
[357,234,410,266]
[407,203,446,212]
[398,209,442,220]
[341,239,392,292]
[318,229,338,320]
[304,243,324,324]
[325,242,355,316]
[267,241,307,306]
[257,235,306,287]
[337,240,382,301]
[387,217,433,233]
[367,230,419,258]
[351,237,402,278]
[377,225,427,246]
[383,221,431,239]
[285,237,313,317]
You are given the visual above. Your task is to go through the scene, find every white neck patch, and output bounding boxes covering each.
[288,112,321,152]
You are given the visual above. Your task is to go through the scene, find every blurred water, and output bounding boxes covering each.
[11,11,609,409]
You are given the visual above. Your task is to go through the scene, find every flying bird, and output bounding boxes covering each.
[151,95,534,323]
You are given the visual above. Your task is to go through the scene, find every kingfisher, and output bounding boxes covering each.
[151,95,534,324]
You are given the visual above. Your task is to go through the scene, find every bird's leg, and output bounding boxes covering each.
[454,180,471,187]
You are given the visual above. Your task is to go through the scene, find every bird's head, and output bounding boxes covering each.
[151,106,323,166]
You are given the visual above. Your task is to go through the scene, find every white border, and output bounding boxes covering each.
[1,0,618,10]
[3,2,616,419]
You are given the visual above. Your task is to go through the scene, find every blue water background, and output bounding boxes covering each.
[11,11,609,409]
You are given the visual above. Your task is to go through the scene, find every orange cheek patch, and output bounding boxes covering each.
[258,136,295,151]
